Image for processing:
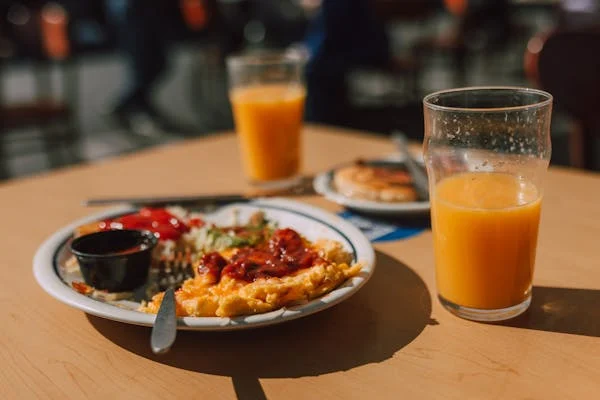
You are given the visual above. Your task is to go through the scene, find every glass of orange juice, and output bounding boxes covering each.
[227,51,307,188]
[423,87,553,321]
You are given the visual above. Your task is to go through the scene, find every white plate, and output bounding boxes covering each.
[33,198,375,331]
[313,155,430,216]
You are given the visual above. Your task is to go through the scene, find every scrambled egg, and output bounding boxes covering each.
[139,239,361,317]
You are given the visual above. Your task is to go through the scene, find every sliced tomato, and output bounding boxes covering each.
[95,208,192,241]
[151,225,182,240]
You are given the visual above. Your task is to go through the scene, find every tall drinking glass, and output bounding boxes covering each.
[227,51,306,189]
[423,87,553,321]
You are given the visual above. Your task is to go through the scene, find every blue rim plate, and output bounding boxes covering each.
[33,198,376,331]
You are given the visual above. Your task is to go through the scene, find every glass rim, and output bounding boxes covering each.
[423,86,553,113]
[226,49,308,69]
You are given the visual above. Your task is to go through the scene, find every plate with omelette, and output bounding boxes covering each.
[313,156,430,215]
[33,198,375,331]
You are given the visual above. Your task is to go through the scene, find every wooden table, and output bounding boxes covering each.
[2,125,599,399]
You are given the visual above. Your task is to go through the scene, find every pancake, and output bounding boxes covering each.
[333,163,418,202]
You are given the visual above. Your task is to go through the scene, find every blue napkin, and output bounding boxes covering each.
[337,211,425,243]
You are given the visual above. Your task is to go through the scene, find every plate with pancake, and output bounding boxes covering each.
[313,156,430,215]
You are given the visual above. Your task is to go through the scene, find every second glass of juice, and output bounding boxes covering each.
[227,51,306,188]
[423,87,553,322]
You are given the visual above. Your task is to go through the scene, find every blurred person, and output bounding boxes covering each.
[445,0,511,50]
[302,0,390,126]
[106,0,246,136]
[105,0,183,137]
[49,0,191,136]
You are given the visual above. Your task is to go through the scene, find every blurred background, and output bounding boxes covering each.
[0,0,599,182]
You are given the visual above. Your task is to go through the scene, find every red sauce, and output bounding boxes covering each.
[100,207,203,241]
[198,252,228,279]
[199,228,324,282]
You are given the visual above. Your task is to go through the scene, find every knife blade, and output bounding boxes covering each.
[150,287,177,354]
[391,131,430,201]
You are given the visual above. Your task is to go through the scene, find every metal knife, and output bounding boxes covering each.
[85,193,248,207]
[84,177,316,207]
[391,131,430,201]
[150,287,177,354]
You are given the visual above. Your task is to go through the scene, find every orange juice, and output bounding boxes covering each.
[431,172,541,309]
[230,84,305,182]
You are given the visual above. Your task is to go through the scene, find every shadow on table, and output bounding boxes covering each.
[498,286,600,337]
[87,250,434,381]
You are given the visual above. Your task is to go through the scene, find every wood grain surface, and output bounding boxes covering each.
[1,125,598,400]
